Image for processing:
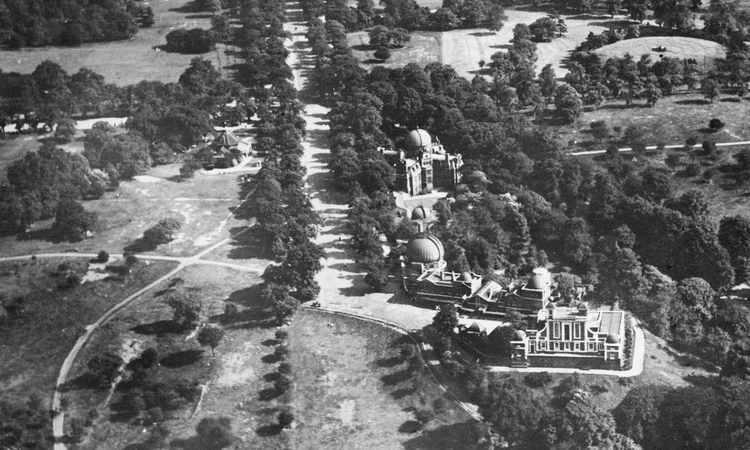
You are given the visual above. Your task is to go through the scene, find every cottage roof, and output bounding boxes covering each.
[407,234,444,264]
[211,130,241,147]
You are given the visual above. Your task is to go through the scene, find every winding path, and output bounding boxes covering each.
[568,139,750,156]
[24,196,260,449]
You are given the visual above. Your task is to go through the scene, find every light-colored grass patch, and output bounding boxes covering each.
[0,162,248,258]
[348,30,442,69]
[593,36,726,67]
[288,309,475,450]
[352,10,618,79]
[0,0,230,85]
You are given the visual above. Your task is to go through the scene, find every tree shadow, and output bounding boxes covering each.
[399,420,423,433]
[255,424,283,436]
[169,1,200,13]
[261,338,278,347]
[352,44,375,51]
[170,436,206,450]
[375,355,405,368]
[59,373,101,391]
[131,320,185,336]
[258,387,281,401]
[263,371,281,382]
[469,31,496,37]
[390,387,415,400]
[185,13,214,19]
[261,353,282,364]
[160,349,204,368]
[720,97,742,103]
[402,421,480,449]
[381,369,412,386]
[17,226,67,243]
[675,99,710,105]
[222,285,277,329]
[123,237,157,253]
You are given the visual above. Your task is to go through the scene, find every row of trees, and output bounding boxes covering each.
[234,0,325,319]
[304,0,507,33]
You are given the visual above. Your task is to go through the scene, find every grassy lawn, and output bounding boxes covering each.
[554,93,750,149]
[0,161,250,258]
[0,0,230,86]
[348,31,442,69]
[593,36,726,67]
[288,309,476,450]
[66,265,264,449]
[0,258,177,409]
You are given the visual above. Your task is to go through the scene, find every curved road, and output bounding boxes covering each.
[5,200,259,448]
[568,140,750,156]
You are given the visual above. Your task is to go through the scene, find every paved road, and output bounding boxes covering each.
[568,140,750,156]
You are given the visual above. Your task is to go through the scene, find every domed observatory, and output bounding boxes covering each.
[405,233,446,282]
[382,128,463,197]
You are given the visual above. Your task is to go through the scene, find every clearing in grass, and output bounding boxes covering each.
[593,36,726,68]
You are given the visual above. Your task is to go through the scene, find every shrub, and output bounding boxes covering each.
[275,329,288,342]
[682,162,702,177]
[374,46,391,61]
[224,303,238,315]
[686,136,698,146]
[274,374,292,394]
[278,409,295,428]
[55,118,77,143]
[523,372,553,388]
[278,362,292,375]
[96,250,109,263]
[195,417,235,448]
[708,118,725,131]
[274,345,289,360]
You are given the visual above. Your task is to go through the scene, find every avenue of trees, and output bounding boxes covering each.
[302,0,507,33]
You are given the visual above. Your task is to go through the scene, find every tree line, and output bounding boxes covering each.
[0,0,144,48]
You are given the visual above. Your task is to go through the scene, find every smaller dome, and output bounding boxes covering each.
[407,234,445,264]
[461,271,473,282]
[411,205,432,221]
[405,129,432,149]
[526,268,550,290]
[606,333,620,344]
[513,329,527,340]
[546,302,556,310]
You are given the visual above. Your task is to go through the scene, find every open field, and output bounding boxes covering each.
[0,160,250,258]
[0,0,229,86]
[66,265,264,449]
[348,31,442,68]
[0,258,177,408]
[594,36,726,66]
[556,93,750,148]
[289,309,476,450]
[353,10,618,79]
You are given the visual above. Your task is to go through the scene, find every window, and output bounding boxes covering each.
[564,323,571,340]
[539,341,546,350]
[553,322,560,339]
[574,323,581,340]
[588,342,596,351]
[574,342,580,351]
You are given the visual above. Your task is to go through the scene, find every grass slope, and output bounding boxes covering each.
[67,265,263,449]
[0,161,248,258]
[593,36,726,67]
[0,0,228,86]
[289,309,475,450]
[0,258,177,408]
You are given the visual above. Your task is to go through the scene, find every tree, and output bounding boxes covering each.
[554,83,583,122]
[52,199,97,241]
[198,325,225,356]
[88,352,124,386]
[55,118,77,142]
[97,250,109,263]
[702,77,721,103]
[195,417,235,449]
[143,218,183,246]
[607,0,623,16]
[142,7,155,27]
[278,409,295,428]
[432,304,459,337]
[539,64,558,105]
[164,288,202,328]
[374,46,392,61]
[709,118,725,131]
